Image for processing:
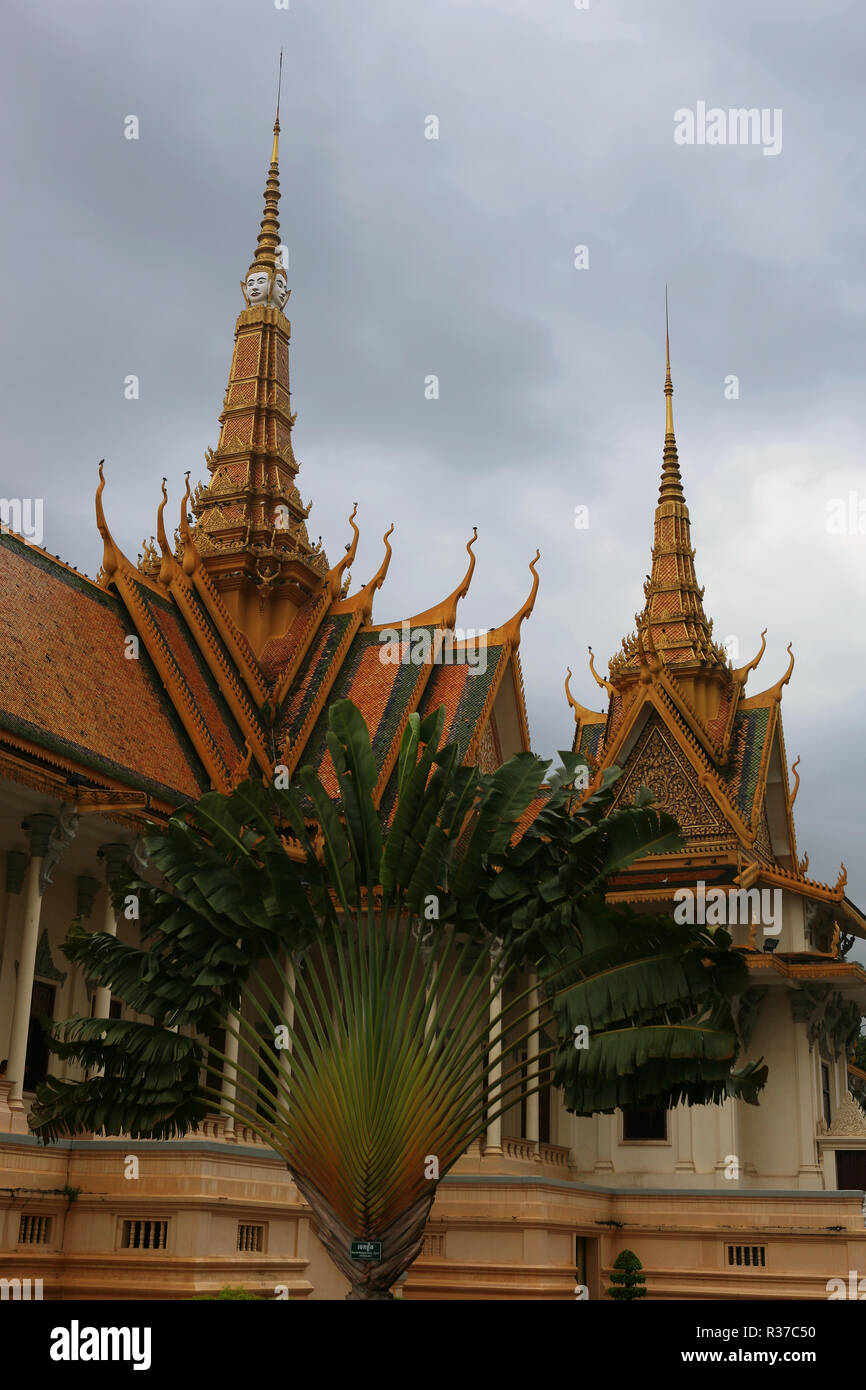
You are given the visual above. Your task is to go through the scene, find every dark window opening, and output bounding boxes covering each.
[622,1107,667,1142]
[23,982,56,1092]
[821,1063,832,1129]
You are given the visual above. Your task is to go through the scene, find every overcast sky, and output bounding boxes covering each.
[2,0,865,925]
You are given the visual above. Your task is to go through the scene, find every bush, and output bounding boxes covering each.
[607,1249,647,1301]
[190,1285,263,1300]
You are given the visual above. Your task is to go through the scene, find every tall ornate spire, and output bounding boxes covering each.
[660,286,685,505]
[247,51,283,285]
[609,300,728,703]
[188,64,328,650]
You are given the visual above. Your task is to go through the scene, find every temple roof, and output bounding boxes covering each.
[0,534,207,808]
[565,317,855,926]
[0,115,537,827]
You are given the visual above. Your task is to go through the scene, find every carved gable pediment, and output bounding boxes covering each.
[609,711,730,841]
[827,1094,866,1138]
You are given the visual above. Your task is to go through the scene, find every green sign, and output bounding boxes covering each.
[350,1239,382,1262]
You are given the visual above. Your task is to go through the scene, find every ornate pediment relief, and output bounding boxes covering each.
[609,712,729,840]
[827,1093,866,1138]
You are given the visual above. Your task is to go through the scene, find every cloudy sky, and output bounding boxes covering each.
[2,0,865,917]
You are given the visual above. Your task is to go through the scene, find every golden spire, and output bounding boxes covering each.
[659,286,684,505]
[272,49,282,165]
[608,298,727,691]
[249,54,283,275]
[664,286,674,437]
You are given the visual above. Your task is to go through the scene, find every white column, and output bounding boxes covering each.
[7,815,57,1105]
[221,1010,241,1135]
[525,973,540,1150]
[485,942,504,1156]
[93,845,129,1022]
[714,1098,740,1187]
[93,888,118,1023]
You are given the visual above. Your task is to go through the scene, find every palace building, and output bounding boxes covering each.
[2,113,866,1301]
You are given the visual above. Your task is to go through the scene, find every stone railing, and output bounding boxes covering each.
[501,1136,537,1162]
[192,1115,270,1146]
[539,1142,571,1169]
[498,1137,574,1169]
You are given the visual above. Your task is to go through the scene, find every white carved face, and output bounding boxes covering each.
[246,271,270,304]
[273,273,289,309]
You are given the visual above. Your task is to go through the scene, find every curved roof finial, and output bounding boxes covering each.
[156,477,175,586]
[371,523,394,591]
[95,460,120,579]
[401,526,478,631]
[790,754,801,807]
[327,503,359,599]
[732,628,767,685]
[565,666,604,724]
[765,642,795,702]
[588,645,615,697]
[500,550,540,650]
[179,471,200,576]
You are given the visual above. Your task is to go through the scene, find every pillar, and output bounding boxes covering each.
[93,845,129,1023]
[714,1098,741,1187]
[221,1010,241,1135]
[525,972,540,1150]
[7,815,58,1105]
[485,941,504,1156]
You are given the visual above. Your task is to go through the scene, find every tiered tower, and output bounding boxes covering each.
[189,107,329,648]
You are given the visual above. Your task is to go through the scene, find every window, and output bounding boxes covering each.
[835,1151,866,1189]
[18,1214,52,1245]
[821,1063,832,1128]
[622,1108,667,1142]
[23,982,56,1092]
[121,1219,168,1250]
[237,1223,264,1253]
[727,1244,766,1268]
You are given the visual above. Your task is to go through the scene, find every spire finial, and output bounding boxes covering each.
[272,49,282,165]
[244,57,285,296]
[664,284,674,438]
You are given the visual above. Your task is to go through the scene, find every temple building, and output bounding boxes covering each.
[2,112,866,1300]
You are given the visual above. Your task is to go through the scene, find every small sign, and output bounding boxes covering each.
[350,1239,382,1262]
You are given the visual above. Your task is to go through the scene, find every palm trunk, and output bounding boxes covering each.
[291,1171,436,1300]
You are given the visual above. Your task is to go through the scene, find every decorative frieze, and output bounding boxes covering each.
[789,983,860,1059]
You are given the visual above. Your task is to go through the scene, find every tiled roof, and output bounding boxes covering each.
[259,591,327,685]
[579,723,604,760]
[418,646,505,760]
[0,536,207,802]
[728,705,772,818]
[278,612,354,746]
[299,628,430,793]
[130,580,247,769]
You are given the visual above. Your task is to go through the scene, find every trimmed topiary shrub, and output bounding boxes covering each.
[607,1249,647,1300]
